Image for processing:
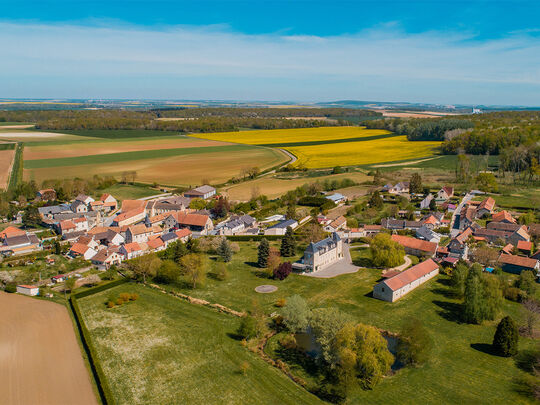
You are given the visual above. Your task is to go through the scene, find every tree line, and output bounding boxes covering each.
[363,117,473,141]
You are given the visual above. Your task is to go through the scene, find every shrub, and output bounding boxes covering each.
[106,300,115,308]
[119,292,131,302]
[237,316,258,340]
[4,283,16,293]
[275,298,287,307]
[274,262,292,280]
[493,316,518,357]
[279,334,297,350]
[115,298,124,306]
[504,287,525,302]
[130,293,139,301]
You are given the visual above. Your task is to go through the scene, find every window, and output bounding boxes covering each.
[382,287,385,292]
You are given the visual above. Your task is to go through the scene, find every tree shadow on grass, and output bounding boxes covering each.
[226,332,244,341]
[244,261,260,268]
[432,287,461,300]
[470,343,494,355]
[275,346,321,378]
[436,277,453,287]
[352,257,372,268]
[432,300,463,323]
[515,349,538,373]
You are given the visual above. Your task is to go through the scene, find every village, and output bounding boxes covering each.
[2,179,538,305]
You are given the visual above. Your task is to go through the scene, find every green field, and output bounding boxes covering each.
[97,184,158,200]
[40,129,184,139]
[147,243,537,404]
[77,283,321,405]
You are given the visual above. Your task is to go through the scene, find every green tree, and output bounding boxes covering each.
[332,323,394,390]
[463,264,484,324]
[217,238,233,262]
[492,316,518,357]
[409,173,423,194]
[397,318,431,366]
[257,238,270,268]
[518,270,537,296]
[369,233,405,268]
[429,197,437,211]
[189,198,206,210]
[180,253,207,288]
[451,262,469,297]
[126,253,161,283]
[280,226,296,257]
[368,191,384,209]
[173,241,188,264]
[22,205,41,228]
[237,316,257,340]
[310,307,350,365]
[476,172,498,192]
[215,262,229,281]
[53,240,61,255]
[281,295,310,334]
[64,277,77,293]
[156,260,181,284]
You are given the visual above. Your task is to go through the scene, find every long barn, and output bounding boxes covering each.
[373,259,440,302]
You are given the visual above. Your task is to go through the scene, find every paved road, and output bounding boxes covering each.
[450,192,474,237]
[389,255,412,272]
[303,243,359,279]
[138,192,172,201]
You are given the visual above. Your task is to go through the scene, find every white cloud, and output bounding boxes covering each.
[0,21,539,103]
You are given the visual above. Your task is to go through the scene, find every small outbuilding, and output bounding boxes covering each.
[16,285,39,296]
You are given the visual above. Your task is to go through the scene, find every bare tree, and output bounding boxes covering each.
[523,299,540,337]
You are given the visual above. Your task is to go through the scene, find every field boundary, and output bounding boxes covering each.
[255,132,399,147]
[7,142,23,191]
[69,278,130,405]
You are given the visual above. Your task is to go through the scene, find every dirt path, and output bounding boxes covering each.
[372,156,442,168]
[0,292,98,405]
[0,149,15,189]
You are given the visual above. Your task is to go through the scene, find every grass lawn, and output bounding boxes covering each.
[157,243,538,404]
[77,283,321,405]
[97,184,157,200]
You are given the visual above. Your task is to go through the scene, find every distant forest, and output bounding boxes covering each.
[0,108,381,133]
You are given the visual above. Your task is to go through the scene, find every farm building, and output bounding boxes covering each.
[112,207,146,227]
[497,254,539,274]
[184,185,216,200]
[491,210,516,224]
[91,249,123,270]
[265,219,298,236]
[373,259,439,302]
[391,234,437,257]
[476,197,496,218]
[36,188,57,201]
[325,193,346,204]
[16,285,39,296]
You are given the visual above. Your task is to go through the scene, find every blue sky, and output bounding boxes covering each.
[1,1,540,104]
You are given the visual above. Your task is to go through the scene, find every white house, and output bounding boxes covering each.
[436,186,454,202]
[389,182,410,194]
[126,224,154,244]
[373,259,439,302]
[68,242,98,260]
[17,284,39,296]
[294,233,343,273]
[324,216,347,233]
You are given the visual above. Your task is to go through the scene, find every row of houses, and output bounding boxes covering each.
[0,226,42,256]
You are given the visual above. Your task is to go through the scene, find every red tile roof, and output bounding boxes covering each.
[175,228,192,239]
[455,227,473,243]
[147,238,164,249]
[0,226,26,239]
[498,254,538,269]
[384,259,439,291]
[502,243,514,254]
[115,207,145,223]
[69,242,90,255]
[478,197,495,212]
[175,212,210,227]
[123,242,142,253]
[492,210,515,223]
[391,234,437,254]
[121,200,147,212]
[517,240,533,251]
[128,224,152,236]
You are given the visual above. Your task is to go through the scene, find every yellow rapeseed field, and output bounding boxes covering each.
[286,136,441,168]
[193,126,441,168]
[193,126,390,145]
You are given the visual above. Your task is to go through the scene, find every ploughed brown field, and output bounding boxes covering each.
[0,292,98,405]
[0,149,15,189]
[24,137,229,160]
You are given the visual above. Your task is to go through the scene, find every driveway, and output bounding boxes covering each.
[303,243,359,279]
